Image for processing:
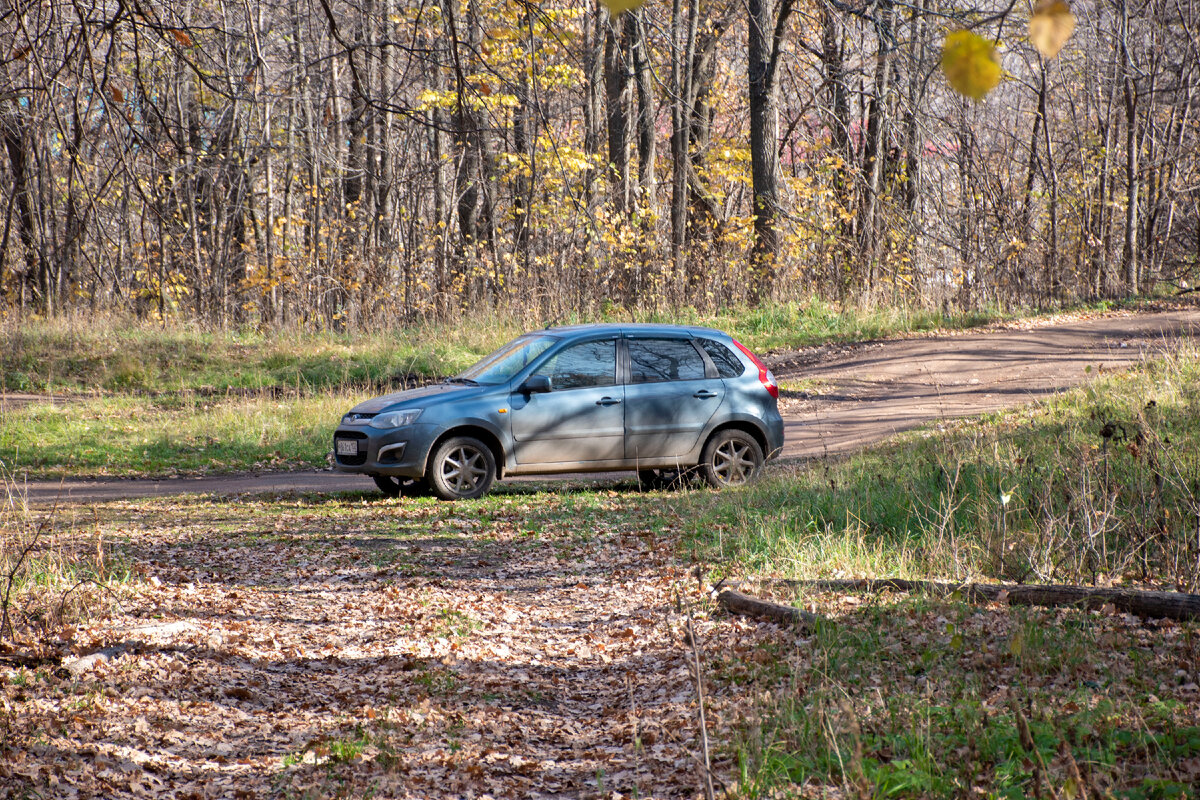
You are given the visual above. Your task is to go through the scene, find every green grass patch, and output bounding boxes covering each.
[0,313,519,395]
[1,392,361,478]
[725,597,1200,799]
[0,301,1021,397]
[678,345,1200,590]
[4,297,1172,396]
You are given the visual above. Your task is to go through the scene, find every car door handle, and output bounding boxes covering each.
[596,397,622,406]
[693,390,719,399]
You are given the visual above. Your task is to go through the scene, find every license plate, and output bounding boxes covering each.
[336,439,359,456]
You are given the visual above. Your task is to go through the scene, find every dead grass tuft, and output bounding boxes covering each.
[0,463,114,651]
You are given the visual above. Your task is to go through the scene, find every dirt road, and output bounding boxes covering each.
[16,306,1200,505]
[772,305,1200,456]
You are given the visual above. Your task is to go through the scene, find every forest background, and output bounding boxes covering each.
[0,0,1197,328]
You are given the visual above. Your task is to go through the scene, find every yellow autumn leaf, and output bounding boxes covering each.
[941,30,1002,101]
[601,0,644,16]
[1029,0,1075,59]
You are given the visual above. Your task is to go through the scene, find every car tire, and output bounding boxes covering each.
[699,430,763,488]
[426,436,496,501]
[372,475,426,497]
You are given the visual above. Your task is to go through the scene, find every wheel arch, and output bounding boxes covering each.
[424,425,507,480]
[701,419,768,458]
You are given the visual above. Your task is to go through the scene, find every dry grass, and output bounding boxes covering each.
[0,464,118,650]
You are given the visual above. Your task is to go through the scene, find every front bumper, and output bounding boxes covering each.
[332,423,438,479]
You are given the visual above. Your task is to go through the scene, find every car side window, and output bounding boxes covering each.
[627,339,707,383]
[698,338,746,379]
[539,339,616,390]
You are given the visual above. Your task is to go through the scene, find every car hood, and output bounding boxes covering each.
[348,382,490,414]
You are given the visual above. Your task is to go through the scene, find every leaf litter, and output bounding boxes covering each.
[4,485,1199,798]
[2,487,754,799]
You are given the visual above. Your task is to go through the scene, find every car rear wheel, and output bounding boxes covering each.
[427,436,496,500]
[699,430,763,488]
[372,475,426,497]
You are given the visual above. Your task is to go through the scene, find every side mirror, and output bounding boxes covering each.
[521,375,552,394]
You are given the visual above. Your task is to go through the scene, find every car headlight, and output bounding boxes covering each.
[367,409,423,429]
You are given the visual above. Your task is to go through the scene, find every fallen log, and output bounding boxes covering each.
[764,578,1200,622]
[58,643,134,678]
[716,588,821,630]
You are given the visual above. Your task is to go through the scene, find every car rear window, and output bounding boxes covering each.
[698,338,747,378]
[628,339,707,383]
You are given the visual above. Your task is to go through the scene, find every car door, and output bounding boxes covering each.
[623,337,725,461]
[508,337,624,464]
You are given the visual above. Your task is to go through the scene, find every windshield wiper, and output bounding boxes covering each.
[443,376,479,385]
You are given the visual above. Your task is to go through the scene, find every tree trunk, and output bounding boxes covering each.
[513,4,536,273]
[1120,0,1140,294]
[604,15,632,215]
[955,98,977,306]
[431,15,451,313]
[1040,59,1060,302]
[1017,66,1044,302]
[748,0,792,301]
[1094,62,1119,298]
[686,19,724,246]
[716,588,820,629]
[583,1,606,194]
[627,10,656,219]
[821,5,852,293]
[376,0,396,272]
[669,0,696,279]
[756,578,1200,622]
[2,119,44,312]
[859,2,893,284]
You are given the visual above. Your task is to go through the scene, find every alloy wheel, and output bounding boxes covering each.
[427,435,497,500]
[441,445,488,494]
[700,430,763,489]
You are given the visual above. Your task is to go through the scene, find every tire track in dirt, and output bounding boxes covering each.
[768,306,1199,457]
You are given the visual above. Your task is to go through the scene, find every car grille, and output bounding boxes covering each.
[334,432,369,466]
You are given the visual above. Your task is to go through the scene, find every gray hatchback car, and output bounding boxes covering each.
[333,324,783,500]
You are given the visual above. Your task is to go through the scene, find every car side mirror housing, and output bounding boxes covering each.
[521,375,552,394]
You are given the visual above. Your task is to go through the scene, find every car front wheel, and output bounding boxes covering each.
[699,430,763,488]
[427,436,496,500]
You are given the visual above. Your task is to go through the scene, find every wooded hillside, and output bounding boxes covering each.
[1,0,1196,325]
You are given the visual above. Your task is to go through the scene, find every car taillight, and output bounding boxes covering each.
[731,338,779,399]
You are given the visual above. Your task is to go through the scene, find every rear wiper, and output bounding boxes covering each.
[443,376,479,385]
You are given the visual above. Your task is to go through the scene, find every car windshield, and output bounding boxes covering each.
[455,334,556,385]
